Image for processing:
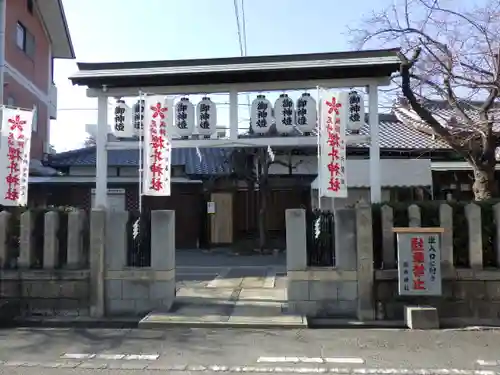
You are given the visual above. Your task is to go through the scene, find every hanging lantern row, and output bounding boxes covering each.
[112,97,218,139]
[111,90,364,139]
[250,93,317,135]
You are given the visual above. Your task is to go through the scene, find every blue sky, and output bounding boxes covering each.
[51,0,394,151]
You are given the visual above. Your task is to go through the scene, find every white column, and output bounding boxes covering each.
[95,95,108,207]
[229,90,238,140]
[368,83,381,203]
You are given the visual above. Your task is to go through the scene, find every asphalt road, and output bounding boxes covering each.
[2,327,500,374]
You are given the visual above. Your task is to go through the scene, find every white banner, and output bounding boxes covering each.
[0,106,34,206]
[318,90,347,198]
[142,96,173,196]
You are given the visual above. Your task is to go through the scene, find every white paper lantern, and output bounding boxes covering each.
[113,100,134,138]
[196,96,217,138]
[175,97,195,138]
[347,90,365,132]
[132,99,145,137]
[274,93,295,134]
[250,95,273,134]
[295,93,316,134]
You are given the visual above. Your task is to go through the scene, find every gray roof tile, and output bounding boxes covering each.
[49,147,232,175]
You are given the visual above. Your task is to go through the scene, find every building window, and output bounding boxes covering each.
[27,0,34,14]
[16,23,25,50]
[16,22,35,59]
[6,96,14,106]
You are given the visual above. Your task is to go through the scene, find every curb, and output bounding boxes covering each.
[138,320,308,330]
[9,318,140,329]
[307,318,407,329]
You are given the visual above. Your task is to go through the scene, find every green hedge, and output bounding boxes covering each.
[372,200,499,269]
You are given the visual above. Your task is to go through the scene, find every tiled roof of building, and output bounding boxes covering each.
[353,113,450,150]
[49,147,232,175]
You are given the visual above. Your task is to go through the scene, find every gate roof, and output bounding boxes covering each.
[69,48,401,89]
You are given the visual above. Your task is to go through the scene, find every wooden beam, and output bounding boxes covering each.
[105,134,371,150]
[87,77,390,98]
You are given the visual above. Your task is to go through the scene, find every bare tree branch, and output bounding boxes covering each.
[348,0,500,200]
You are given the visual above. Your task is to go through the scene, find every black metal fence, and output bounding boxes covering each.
[126,210,151,267]
[306,210,335,267]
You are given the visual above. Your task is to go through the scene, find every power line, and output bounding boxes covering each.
[241,0,248,56]
[233,0,244,56]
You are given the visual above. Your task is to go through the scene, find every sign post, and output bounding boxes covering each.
[392,227,444,296]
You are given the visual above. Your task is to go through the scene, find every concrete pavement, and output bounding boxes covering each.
[139,260,302,328]
[2,327,500,373]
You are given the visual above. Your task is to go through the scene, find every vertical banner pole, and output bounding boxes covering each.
[316,86,322,211]
[138,91,144,214]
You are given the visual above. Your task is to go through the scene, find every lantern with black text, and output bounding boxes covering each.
[250,95,272,134]
[275,93,295,134]
[132,99,145,137]
[346,90,364,132]
[113,99,134,138]
[196,96,217,138]
[175,97,195,138]
[295,93,316,134]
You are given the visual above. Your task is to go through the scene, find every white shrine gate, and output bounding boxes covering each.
[69,49,401,321]
[69,48,400,207]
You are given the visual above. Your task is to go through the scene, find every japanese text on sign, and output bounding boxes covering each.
[0,107,34,206]
[318,90,347,198]
[143,96,173,196]
[396,231,442,296]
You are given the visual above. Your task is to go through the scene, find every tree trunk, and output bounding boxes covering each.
[472,162,497,201]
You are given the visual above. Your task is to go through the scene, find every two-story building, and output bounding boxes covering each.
[3,0,74,159]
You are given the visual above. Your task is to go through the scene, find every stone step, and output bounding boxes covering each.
[138,300,306,329]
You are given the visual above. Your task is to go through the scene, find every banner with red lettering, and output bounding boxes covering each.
[0,106,34,206]
[142,96,173,196]
[318,90,347,198]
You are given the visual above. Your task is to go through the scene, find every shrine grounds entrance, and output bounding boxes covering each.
[69,48,401,326]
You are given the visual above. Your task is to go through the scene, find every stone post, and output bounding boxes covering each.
[285,209,308,272]
[381,205,395,269]
[439,203,454,270]
[151,210,176,310]
[18,211,34,268]
[334,209,357,270]
[356,202,375,321]
[43,211,59,269]
[105,211,129,271]
[0,211,11,268]
[408,204,421,227]
[90,209,106,318]
[67,210,85,269]
[465,203,482,269]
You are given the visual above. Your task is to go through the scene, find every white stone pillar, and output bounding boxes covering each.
[95,95,108,208]
[285,209,307,272]
[368,84,381,203]
[151,210,176,310]
[229,90,238,140]
[43,211,59,269]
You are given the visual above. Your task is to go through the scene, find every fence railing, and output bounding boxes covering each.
[306,209,335,267]
[372,202,500,270]
[0,208,89,270]
[126,210,151,267]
